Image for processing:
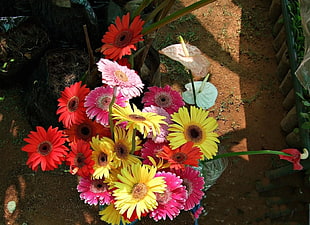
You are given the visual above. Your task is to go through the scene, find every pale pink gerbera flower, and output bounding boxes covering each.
[77,177,113,206]
[142,85,184,114]
[173,167,205,211]
[149,171,187,221]
[141,139,167,165]
[142,106,171,143]
[97,58,144,99]
[84,86,127,126]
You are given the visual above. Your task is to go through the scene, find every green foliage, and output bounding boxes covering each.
[287,0,305,64]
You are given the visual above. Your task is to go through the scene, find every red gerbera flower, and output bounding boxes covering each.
[100,12,145,60]
[158,142,202,170]
[56,81,90,128]
[66,140,94,178]
[22,126,68,171]
[64,116,111,144]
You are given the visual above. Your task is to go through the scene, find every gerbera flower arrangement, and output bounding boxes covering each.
[21,1,309,225]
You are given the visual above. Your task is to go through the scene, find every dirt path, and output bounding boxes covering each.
[0,0,308,225]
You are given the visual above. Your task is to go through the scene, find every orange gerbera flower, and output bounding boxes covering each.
[100,12,144,60]
[22,126,68,171]
[56,81,90,128]
[65,116,111,144]
[158,142,202,170]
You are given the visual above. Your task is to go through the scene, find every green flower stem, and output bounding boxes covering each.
[108,87,117,141]
[142,0,216,35]
[131,128,137,154]
[132,0,154,19]
[210,150,292,161]
[188,70,197,107]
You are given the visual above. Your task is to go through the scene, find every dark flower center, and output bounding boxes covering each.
[90,180,108,193]
[75,152,86,168]
[98,152,108,166]
[114,30,133,48]
[77,123,92,141]
[155,93,172,108]
[67,96,79,112]
[115,142,129,159]
[129,114,146,121]
[186,125,203,143]
[132,183,148,200]
[172,152,187,163]
[114,70,128,82]
[37,141,52,156]
[183,178,193,195]
[156,190,172,205]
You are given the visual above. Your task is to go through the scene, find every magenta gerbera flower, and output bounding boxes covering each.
[141,139,167,165]
[97,58,144,99]
[84,86,128,126]
[149,171,187,221]
[142,106,171,143]
[173,167,205,211]
[77,177,113,206]
[142,85,184,114]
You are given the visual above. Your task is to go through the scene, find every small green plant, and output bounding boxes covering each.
[0,58,15,72]
[296,92,310,129]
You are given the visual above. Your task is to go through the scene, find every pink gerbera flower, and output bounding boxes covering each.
[84,86,127,126]
[142,106,171,143]
[173,167,205,211]
[97,58,144,99]
[149,171,187,221]
[142,85,184,114]
[77,177,113,206]
[141,139,167,165]
[56,81,90,128]
[65,140,94,178]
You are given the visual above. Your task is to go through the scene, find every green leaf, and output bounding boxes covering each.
[302,100,310,107]
[300,112,310,119]
[301,121,310,129]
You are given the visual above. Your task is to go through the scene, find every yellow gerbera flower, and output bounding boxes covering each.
[112,126,142,168]
[112,104,167,138]
[99,203,131,225]
[91,136,115,179]
[113,164,166,219]
[168,106,220,159]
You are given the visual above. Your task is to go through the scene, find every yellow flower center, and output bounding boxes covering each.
[132,183,148,200]
[114,70,128,82]
[185,124,203,143]
[128,114,146,121]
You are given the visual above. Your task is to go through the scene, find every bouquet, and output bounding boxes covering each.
[21,1,308,224]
